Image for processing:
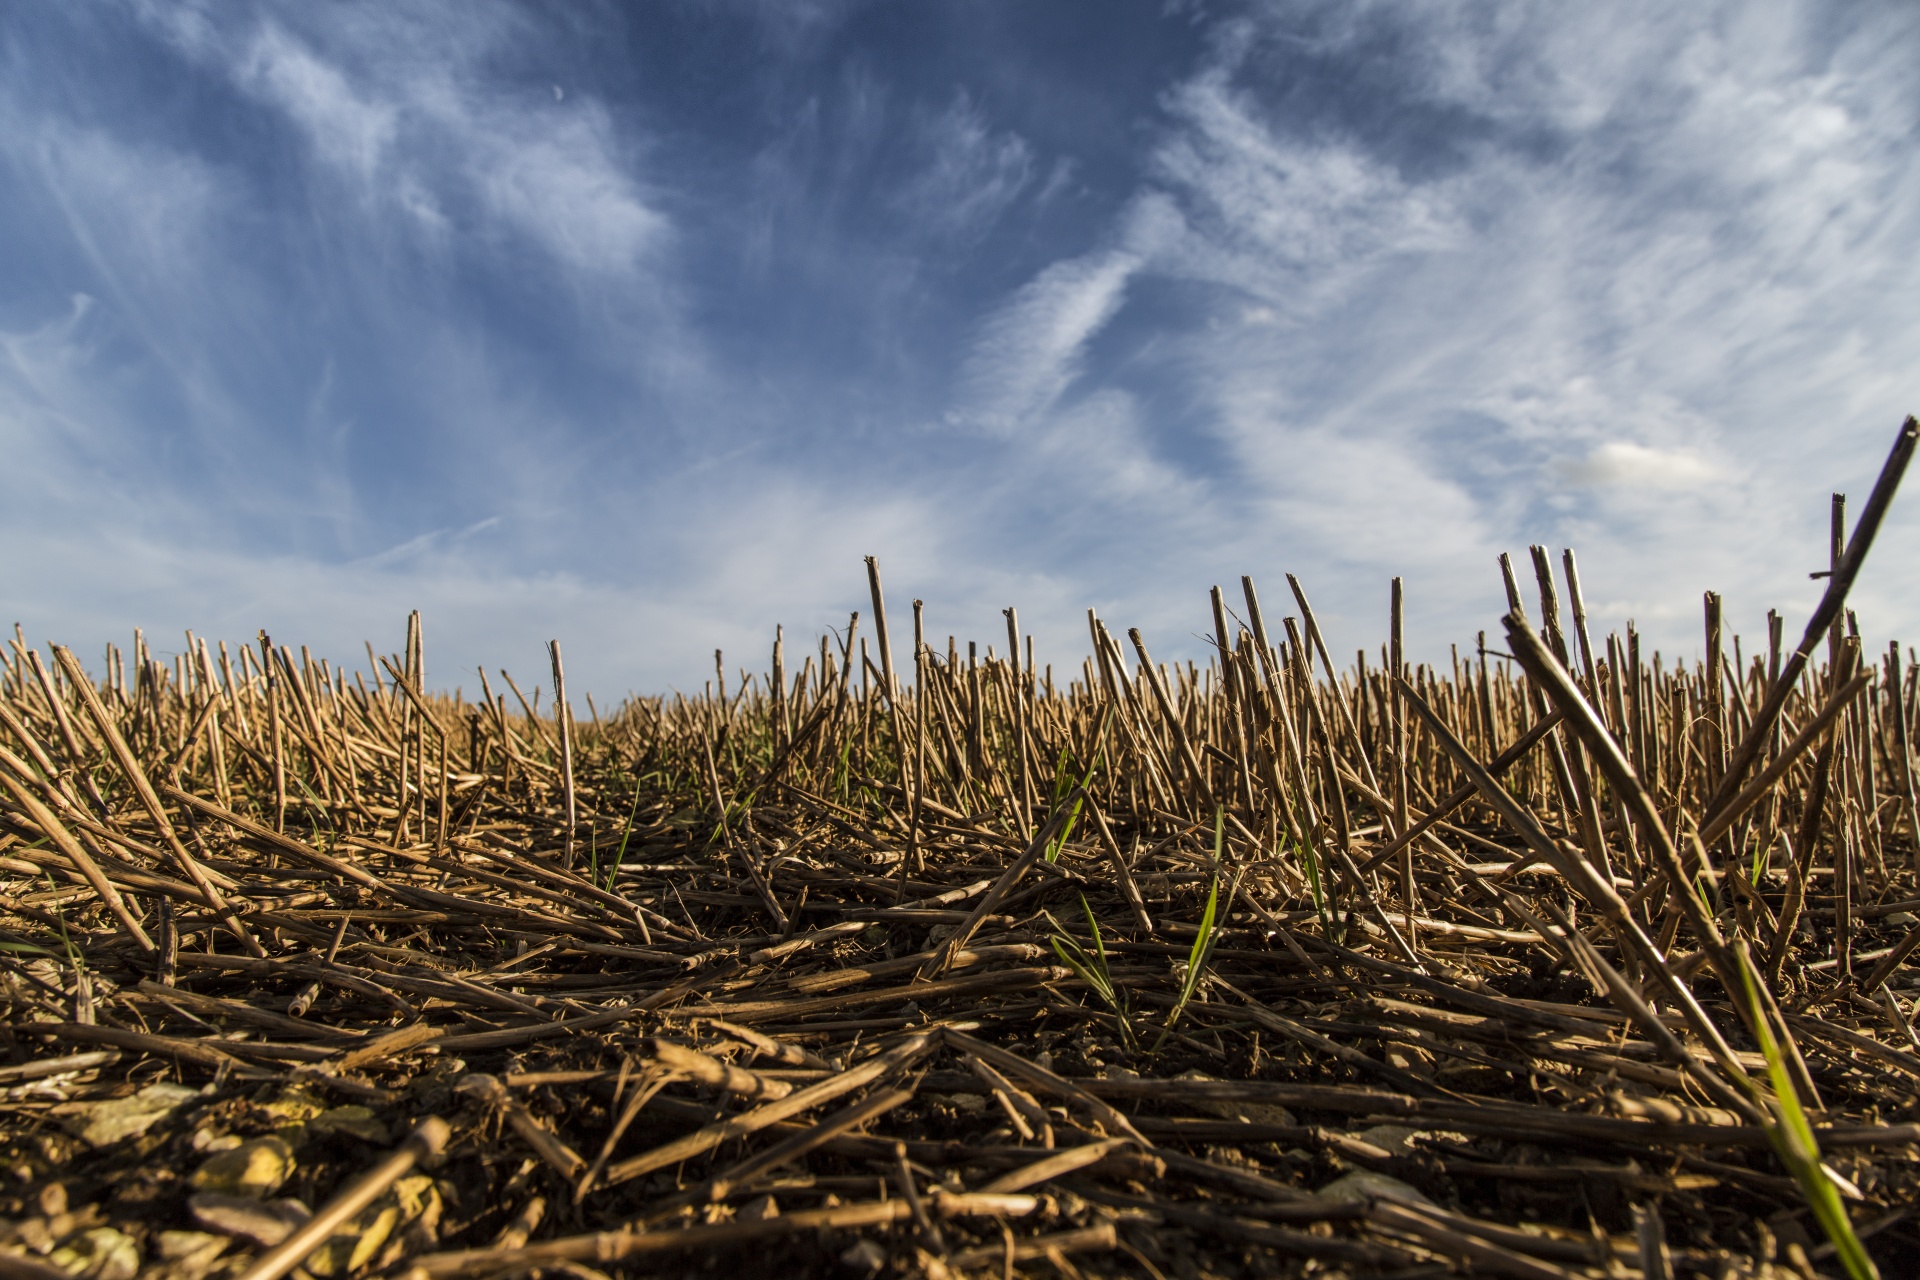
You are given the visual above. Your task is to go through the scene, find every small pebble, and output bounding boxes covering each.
[190,1135,295,1199]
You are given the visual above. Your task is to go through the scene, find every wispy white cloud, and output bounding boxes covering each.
[894,91,1034,241]
[956,193,1183,435]
[717,0,881,54]
[472,116,666,274]
[975,0,1920,658]
[1154,61,1462,299]
[145,3,669,280]
[958,248,1140,434]
[239,24,398,188]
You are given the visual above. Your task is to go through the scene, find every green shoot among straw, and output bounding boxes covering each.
[604,767,652,890]
[1044,729,1105,859]
[1041,707,1112,863]
[1046,893,1134,1049]
[40,873,90,1018]
[1156,809,1229,1051]
[1293,829,1331,938]
[1735,944,1879,1280]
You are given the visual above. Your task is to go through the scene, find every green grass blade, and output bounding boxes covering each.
[1044,741,1104,862]
[1182,873,1220,1008]
[1046,900,1132,1047]
[1157,851,1221,1050]
[1737,950,1879,1280]
[1082,893,1108,968]
[1295,829,1328,928]
[604,768,659,888]
[1049,935,1106,1000]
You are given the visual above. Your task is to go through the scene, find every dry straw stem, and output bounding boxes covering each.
[2,417,1920,1276]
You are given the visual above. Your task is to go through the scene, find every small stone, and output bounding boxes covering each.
[48,1226,140,1280]
[190,1136,295,1198]
[259,1086,325,1125]
[1315,1169,1436,1209]
[64,1084,199,1148]
[838,1238,888,1276]
[37,1184,67,1218]
[17,1215,56,1253]
[156,1232,226,1262]
[307,1106,388,1144]
[190,1192,313,1249]
[151,1232,229,1280]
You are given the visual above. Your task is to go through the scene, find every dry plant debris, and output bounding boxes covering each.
[2,419,1920,1280]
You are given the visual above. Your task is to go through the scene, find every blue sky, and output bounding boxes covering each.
[4,1,1919,696]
